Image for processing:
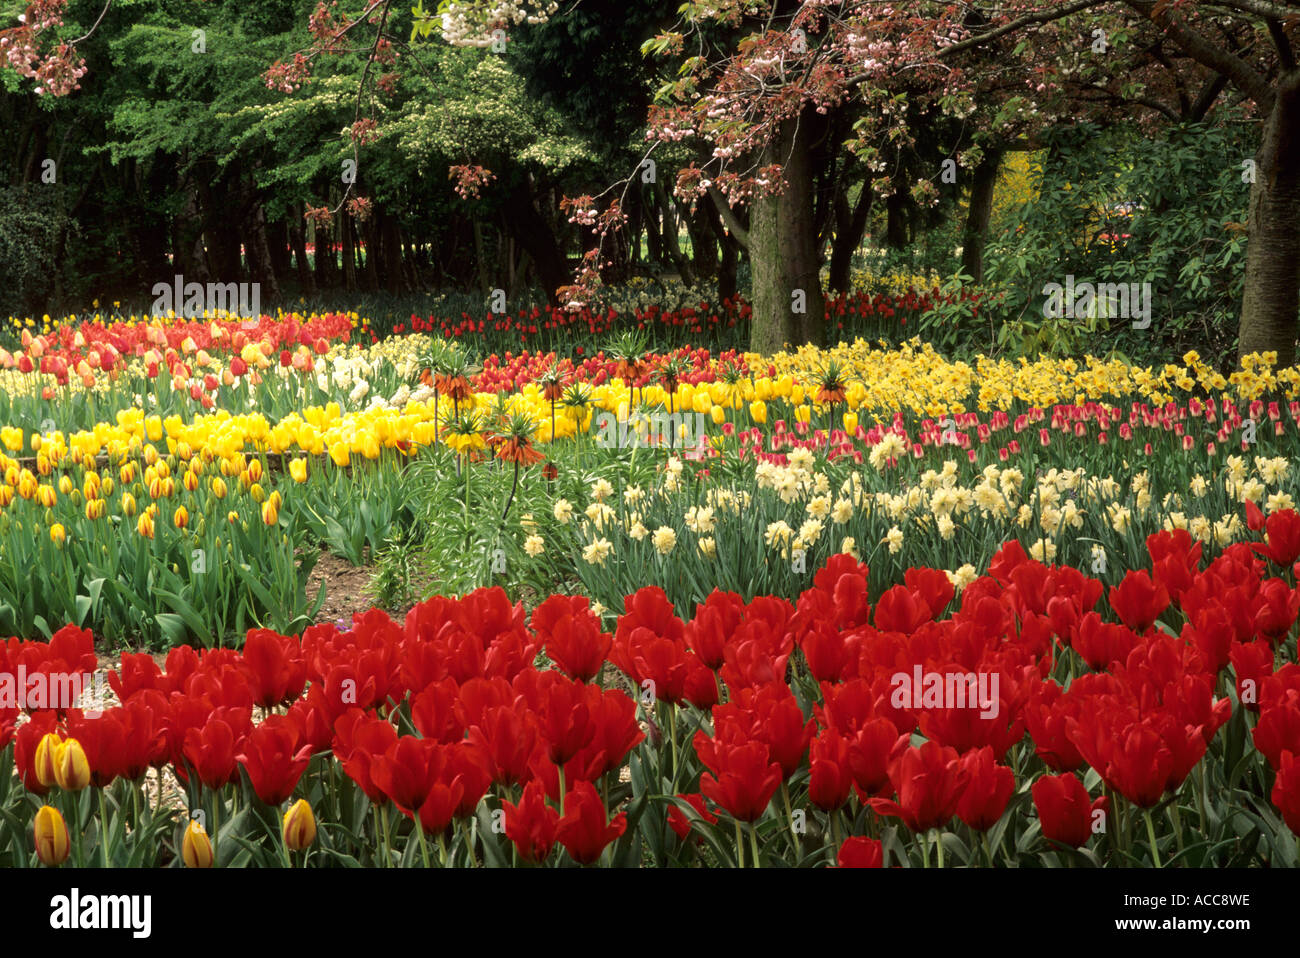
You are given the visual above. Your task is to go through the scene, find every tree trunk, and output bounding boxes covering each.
[885,191,910,249]
[313,220,335,288]
[289,213,316,297]
[1239,72,1300,367]
[500,177,569,305]
[688,202,717,279]
[829,184,873,293]
[749,112,826,352]
[960,149,1002,285]
[341,213,357,292]
[652,179,694,284]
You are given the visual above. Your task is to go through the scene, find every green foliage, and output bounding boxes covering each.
[982,117,1252,364]
[0,186,71,317]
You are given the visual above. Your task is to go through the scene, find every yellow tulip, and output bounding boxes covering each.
[137,512,155,539]
[211,477,227,499]
[53,738,91,791]
[34,805,70,866]
[710,405,726,425]
[261,499,279,526]
[749,400,767,424]
[49,523,66,547]
[182,819,214,868]
[288,458,308,483]
[282,799,316,851]
[121,493,137,517]
[843,412,859,434]
[34,732,62,788]
[173,506,189,529]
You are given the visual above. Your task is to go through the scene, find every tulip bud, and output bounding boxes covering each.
[282,799,316,851]
[53,738,91,791]
[34,805,70,866]
[49,523,66,547]
[182,819,214,868]
[34,733,62,788]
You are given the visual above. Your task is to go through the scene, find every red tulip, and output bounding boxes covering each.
[370,736,444,815]
[182,708,250,789]
[1252,509,1300,568]
[240,629,308,709]
[667,793,717,842]
[808,729,854,811]
[502,780,560,863]
[1108,570,1169,633]
[1032,772,1108,848]
[869,740,969,833]
[557,780,627,864]
[532,595,610,683]
[836,836,884,867]
[956,746,1015,831]
[237,716,313,806]
[1271,750,1300,835]
[697,740,782,822]
[333,708,399,804]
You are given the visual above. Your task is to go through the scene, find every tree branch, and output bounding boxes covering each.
[707,185,750,251]
[1126,0,1277,108]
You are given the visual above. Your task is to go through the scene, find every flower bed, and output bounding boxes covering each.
[7,518,1300,867]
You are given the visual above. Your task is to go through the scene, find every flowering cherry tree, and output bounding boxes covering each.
[6,0,1300,359]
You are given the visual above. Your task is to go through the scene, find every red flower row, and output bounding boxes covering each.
[4,509,1300,866]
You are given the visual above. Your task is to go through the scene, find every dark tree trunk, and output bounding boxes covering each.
[960,148,1002,285]
[703,191,742,303]
[247,199,282,303]
[289,212,316,296]
[652,179,694,284]
[267,218,291,279]
[341,213,357,292]
[313,220,336,288]
[1239,71,1300,367]
[687,202,717,279]
[750,109,827,352]
[500,177,569,305]
[885,191,910,249]
[829,185,874,294]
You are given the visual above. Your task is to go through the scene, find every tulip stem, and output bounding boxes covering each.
[667,705,679,788]
[934,829,944,869]
[416,823,432,869]
[1168,802,1184,855]
[98,789,111,868]
[558,765,566,818]
[781,784,801,859]
[462,819,479,868]
[212,799,221,864]
[749,823,761,868]
[1144,809,1162,868]
[380,804,392,867]
[438,833,449,867]
[734,821,744,868]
